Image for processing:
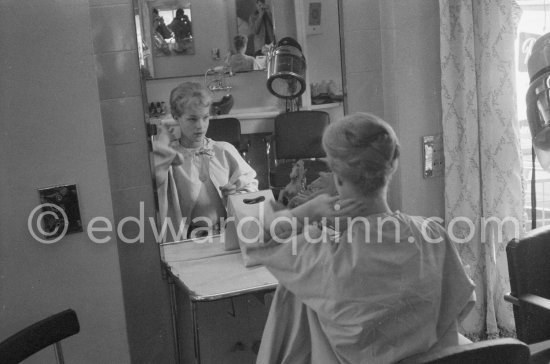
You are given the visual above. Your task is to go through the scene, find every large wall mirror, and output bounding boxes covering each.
[135,0,277,79]
[135,0,347,243]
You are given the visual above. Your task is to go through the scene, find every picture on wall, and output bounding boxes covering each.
[307,1,322,35]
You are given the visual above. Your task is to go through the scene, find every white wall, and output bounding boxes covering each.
[0,1,131,362]
[304,0,343,93]
[380,0,445,218]
[342,0,445,218]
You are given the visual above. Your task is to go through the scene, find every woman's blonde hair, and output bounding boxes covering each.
[170,82,212,118]
[234,35,248,51]
[322,112,400,196]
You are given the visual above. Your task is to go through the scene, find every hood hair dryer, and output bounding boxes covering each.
[527,32,550,170]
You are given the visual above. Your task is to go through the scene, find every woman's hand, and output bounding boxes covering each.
[157,123,177,146]
[219,183,238,197]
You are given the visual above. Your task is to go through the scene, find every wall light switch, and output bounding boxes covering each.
[211,48,221,60]
[423,134,444,178]
[37,184,83,240]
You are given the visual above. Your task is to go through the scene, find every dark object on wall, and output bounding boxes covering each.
[0,309,80,364]
[37,184,83,240]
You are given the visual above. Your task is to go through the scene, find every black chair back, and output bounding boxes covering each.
[273,110,329,159]
[206,117,242,148]
[412,338,530,364]
[506,226,550,344]
[0,309,80,364]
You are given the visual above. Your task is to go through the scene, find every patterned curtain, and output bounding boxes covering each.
[439,0,524,339]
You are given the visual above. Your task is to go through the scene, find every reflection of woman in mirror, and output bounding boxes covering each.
[249,0,274,55]
[153,82,258,240]
[226,35,259,73]
[152,8,171,55]
[168,8,193,54]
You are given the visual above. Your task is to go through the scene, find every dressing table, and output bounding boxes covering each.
[161,236,278,364]
[133,0,347,362]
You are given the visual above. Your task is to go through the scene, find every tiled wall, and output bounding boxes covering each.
[89,0,175,362]
[0,0,132,362]
[304,0,344,93]
[342,0,383,117]
[341,0,445,217]
[341,0,399,209]
[379,0,445,218]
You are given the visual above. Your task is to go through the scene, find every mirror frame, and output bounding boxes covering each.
[294,0,347,112]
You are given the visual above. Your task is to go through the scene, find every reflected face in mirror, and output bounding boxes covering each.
[176,105,211,148]
[151,4,195,57]
[152,82,260,241]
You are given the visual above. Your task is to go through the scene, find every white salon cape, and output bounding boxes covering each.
[244,211,475,364]
[153,138,258,239]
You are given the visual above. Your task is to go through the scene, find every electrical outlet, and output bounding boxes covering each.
[211,48,221,60]
[37,184,83,240]
[423,134,444,178]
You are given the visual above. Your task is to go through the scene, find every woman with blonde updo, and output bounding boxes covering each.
[226,35,259,73]
[245,112,475,363]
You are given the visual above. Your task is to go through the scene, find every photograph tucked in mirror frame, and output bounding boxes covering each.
[151,2,194,57]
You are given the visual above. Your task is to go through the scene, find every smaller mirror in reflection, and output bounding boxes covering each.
[152,4,194,56]
[236,0,274,57]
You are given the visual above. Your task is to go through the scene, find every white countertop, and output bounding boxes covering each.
[160,236,278,301]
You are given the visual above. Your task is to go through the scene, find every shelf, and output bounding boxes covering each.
[309,102,343,110]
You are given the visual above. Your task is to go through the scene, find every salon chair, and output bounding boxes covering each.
[505,226,550,343]
[206,117,250,160]
[0,308,80,364]
[504,226,550,364]
[407,338,530,364]
[264,110,330,197]
[408,337,550,364]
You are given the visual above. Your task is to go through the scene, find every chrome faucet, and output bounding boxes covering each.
[204,66,233,92]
